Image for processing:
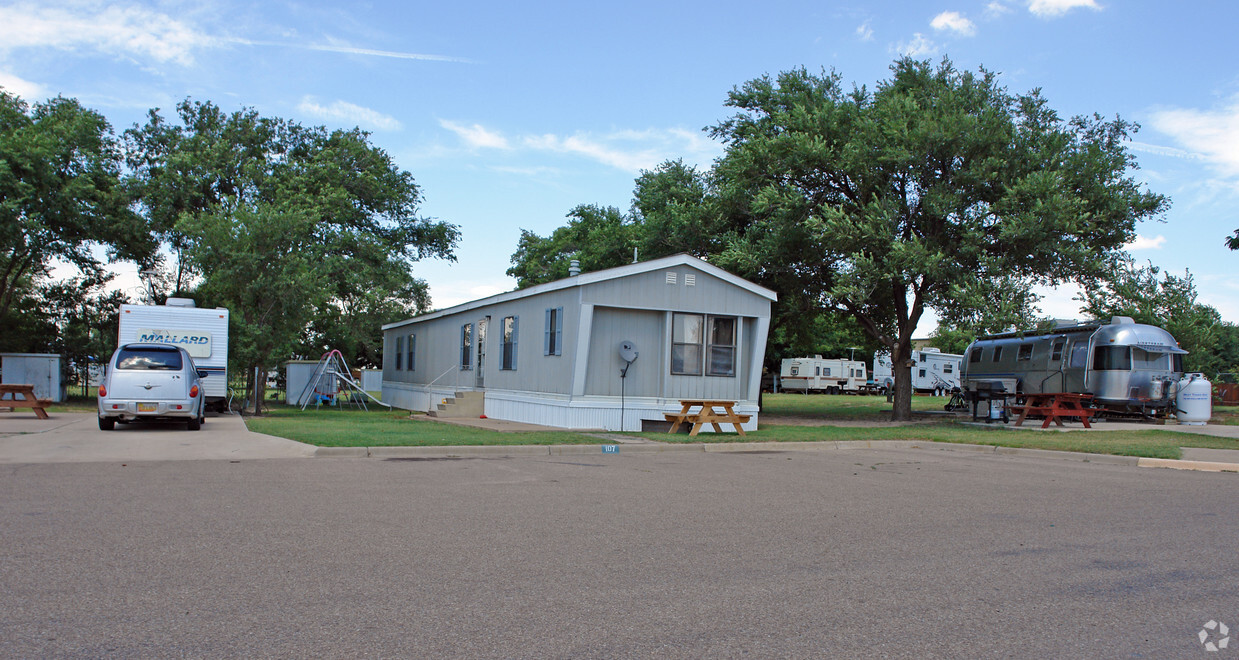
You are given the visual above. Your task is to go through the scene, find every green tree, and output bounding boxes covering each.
[1077,258,1229,376]
[128,100,459,411]
[706,58,1167,419]
[507,204,637,286]
[1228,229,1238,250]
[0,90,153,339]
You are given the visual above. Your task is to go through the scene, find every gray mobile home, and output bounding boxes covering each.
[381,254,776,431]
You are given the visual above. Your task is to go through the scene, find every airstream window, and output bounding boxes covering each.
[1132,348,1163,369]
[1069,344,1088,369]
[1173,354,1184,372]
[992,346,1003,363]
[969,349,981,363]
[1051,340,1065,361]
[1093,345,1132,371]
[1017,345,1033,361]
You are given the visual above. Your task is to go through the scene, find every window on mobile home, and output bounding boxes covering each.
[544,307,563,356]
[395,336,403,370]
[407,334,415,371]
[672,314,737,376]
[501,316,518,370]
[460,324,472,370]
[706,317,736,376]
[1017,344,1033,361]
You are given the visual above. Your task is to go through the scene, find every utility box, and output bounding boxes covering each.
[359,369,382,392]
[285,360,332,405]
[0,353,65,402]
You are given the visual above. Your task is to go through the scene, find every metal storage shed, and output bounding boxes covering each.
[0,353,65,402]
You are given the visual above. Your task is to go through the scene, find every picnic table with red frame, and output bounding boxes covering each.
[665,399,751,436]
[1008,392,1098,429]
[0,383,51,419]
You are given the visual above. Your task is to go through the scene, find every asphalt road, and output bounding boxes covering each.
[2,446,1237,658]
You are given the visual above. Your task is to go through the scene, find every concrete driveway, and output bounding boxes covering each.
[0,411,315,463]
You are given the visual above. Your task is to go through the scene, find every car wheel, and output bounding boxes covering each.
[99,417,115,431]
[187,416,201,431]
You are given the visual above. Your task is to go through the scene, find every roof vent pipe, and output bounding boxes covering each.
[569,259,581,277]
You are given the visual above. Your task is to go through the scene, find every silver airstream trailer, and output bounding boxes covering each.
[960,316,1185,416]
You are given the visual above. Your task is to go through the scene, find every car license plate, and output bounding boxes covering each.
[138,403,157,413]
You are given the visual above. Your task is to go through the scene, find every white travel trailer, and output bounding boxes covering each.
[779,356,868,394]
[117,299,230,407]
[872,348,963,395]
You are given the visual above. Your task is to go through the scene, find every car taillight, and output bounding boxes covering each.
[189,384,199,398]
[98,385,107,397]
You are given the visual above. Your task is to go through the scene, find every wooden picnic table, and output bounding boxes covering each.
[665,399,751,437]
[0,383,51,419]
[1008,392,1097,429]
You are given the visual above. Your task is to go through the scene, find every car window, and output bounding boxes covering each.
[117,348,183,370]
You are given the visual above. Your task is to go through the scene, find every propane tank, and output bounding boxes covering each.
[1176,373,1212,426]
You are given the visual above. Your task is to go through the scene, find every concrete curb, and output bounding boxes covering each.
[1137,457,1239,473]
[310,439,1236,473]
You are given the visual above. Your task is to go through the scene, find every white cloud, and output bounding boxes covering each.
[298,96,402,131]
[931,12,977,37]
[895,33,938,58]
[1027,0,1101,18]
[1126,234,1167,251]
[440,120,510,149]
[1148,100,1239,178]
[0,70,47,100]
[855,21,874,42]
[986,1,1014,16]
[231,38,471,64]
[0,2,212,65]
[523,128,721,173]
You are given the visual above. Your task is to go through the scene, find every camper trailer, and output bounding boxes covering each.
[779,356,868,394]
[117,299,230,408]
[872,348,963,395]
[959,316,1185,416]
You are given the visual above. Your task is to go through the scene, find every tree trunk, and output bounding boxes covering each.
[890,340,915,421]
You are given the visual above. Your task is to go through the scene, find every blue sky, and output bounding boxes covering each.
[3,0,1237,334]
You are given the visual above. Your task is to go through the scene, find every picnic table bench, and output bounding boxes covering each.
[665,399,751,436]
[0,383,52,419]
[1008,392,1098,429]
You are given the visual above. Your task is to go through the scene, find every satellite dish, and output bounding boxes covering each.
[619,341,638,364]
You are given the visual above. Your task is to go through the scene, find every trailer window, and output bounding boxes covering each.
[969,349,981,363]
[823,367,830,376]
[943,364,953,374]
[1173,354,1184,372]
[1051,340,1065,361]
[1093,346,1131,371]
[1069,343,1088,369]
[992,346,1003,363]
[1017,344,1033,361]
[919,369,926,378]
[790,366,799,376]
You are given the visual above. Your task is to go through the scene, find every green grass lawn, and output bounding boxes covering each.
[760,391,953,420]
[243,406,604,447]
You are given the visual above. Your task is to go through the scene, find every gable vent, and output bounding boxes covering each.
[685,274,696,286]
[666,272,677,285]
